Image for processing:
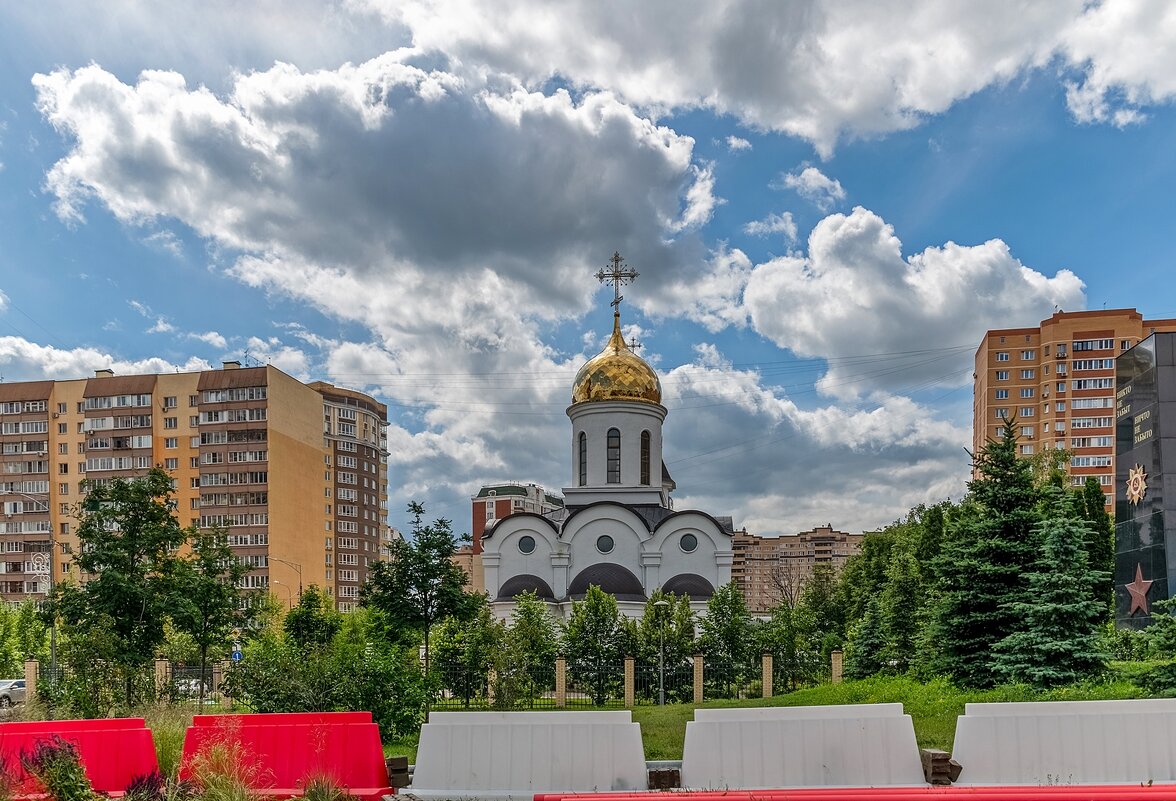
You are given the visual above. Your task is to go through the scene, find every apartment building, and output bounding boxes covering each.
[0,363,390,610]
[973,309,1176,513]
[731,524,863,615]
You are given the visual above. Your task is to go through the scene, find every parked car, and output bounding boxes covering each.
[0,679,26,707]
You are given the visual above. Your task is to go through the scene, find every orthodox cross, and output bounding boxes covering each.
[595,251,639,312]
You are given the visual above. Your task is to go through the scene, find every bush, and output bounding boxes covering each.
[20,736,100,801]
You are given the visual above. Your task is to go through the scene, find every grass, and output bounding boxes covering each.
[385,673,1154,763]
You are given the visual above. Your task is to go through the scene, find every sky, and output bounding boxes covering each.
[1,1,1175,537]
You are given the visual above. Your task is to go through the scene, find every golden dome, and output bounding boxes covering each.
[572,313,662,405]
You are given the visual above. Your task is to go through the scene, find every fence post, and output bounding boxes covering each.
[623,656,635,707]
[555,656,567,708]
[692,653,704,704]
[831,649,844,684]
[762,652,773,698]
[154,659,170,696]
[24,660,38,700]
[218,662,233,708]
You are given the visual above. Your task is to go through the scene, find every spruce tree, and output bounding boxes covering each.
[879,544,921,672]
[844,595,886,679]
[932,419,1040,687]
[992,487,1108,687]
[1077,476,1115,613]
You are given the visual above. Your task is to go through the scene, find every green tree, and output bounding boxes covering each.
[757,600,821,691]
[992,487,1109,687]
[361,502,477,674]
[879,544,921,672]
[635,591,696,702]
[49,468,188,704]
[432,598,503,706]
[843,595,886,679]
[502,591,560,706]
[698,582,752,697]
[1077,476,1115,613]
[933,420,1040,688]
[170,527,250,701]
[284,586,342,651]
[563,585,626,705]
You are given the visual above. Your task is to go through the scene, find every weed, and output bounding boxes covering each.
[139,705,194,780]
[125,771,196,801]
[188,721,270,801]
[301,773,349,801]
[0,755,18,801]
[20,736,100,801]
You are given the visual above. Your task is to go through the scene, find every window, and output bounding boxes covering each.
[1121,340,1132,350]
[606,428,620,484]
[1021,350,1035,360]
[518,535,536,554]
[1020,388,1034,398]
[57,423,67,435]
[995,389,1009,399]
[1073,397,1113,409]
[996,370,1009,381]
[1021,426,1034,437]
[1071,455,1112,467]
[164,417,177,429]
[596,535,614,554]
[58,443,68,455]
[1071,436,1113,448]
[577,432,587,486]
[996,352,1010,362]
[1020,444,1034,455]
[640,430,651,485]
[995,408,1009,419]
[163,396,177,409]
[1056,402,1066,412]
[58,483,68,495]
[1073,359,1114,371]
[165,437,177,448]
[164,458,179,470]
[189,395,199,407]
[1072,378,1114,390]
[1057,382,1066,393]
[680,533,698,553]
[1073,339,1113,351]
[1019,407,1034,417]
[1020,369,1035,379]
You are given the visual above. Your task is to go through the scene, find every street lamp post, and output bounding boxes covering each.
[269,557,303,598]
[653,599,669,706]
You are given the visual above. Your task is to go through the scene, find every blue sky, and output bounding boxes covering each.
[2,1,1175,535]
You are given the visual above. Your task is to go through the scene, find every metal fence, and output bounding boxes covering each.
[633,660,694,705]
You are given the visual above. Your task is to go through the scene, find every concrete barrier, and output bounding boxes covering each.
[411,711,647,799]
[681,705,925,789]
[953,701,1176,786]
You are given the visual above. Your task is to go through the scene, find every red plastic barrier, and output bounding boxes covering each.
[0,725,158,795]
[180,718,391,800]
[192,711,371,727]
[0,718,147,735]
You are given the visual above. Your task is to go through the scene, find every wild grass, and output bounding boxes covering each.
[140,706,195,781]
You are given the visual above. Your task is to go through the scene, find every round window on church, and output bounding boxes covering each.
[680,533,698,553]
[518,535,536,554]
[596,535,615,554]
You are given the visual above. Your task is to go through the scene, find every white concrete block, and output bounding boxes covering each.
[695,703,906,721]
[411,714,647,800]
[681,714,925,789]
[427,710,632,725]
[952,705,1176,785]
[964,699,1176,716]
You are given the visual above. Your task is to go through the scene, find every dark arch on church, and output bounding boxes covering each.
[662,573,716,600]
[568,563,646,601]
[497,574,556,601]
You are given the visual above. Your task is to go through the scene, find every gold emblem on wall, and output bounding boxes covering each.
[1126,464,1148,505]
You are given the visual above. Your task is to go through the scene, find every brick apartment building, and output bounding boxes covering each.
[974,309,1176,513]
[0,362,391,610]
[731,524,863,614]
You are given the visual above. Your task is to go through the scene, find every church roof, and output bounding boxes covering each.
[571,312,661,405]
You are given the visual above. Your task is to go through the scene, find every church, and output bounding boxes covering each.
[481,254,734,619]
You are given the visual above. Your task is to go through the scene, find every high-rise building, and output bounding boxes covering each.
[731,525,863,615]
[470,482,564,554]
[973,309,1176,513]
[0,363,390,610]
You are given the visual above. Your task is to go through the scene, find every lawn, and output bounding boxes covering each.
[385,673,1154,763]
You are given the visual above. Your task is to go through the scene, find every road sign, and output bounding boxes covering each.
[231,650,243,662]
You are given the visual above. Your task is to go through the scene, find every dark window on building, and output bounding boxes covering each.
[606,428,621,484]
[578,431,587,486]
[640,430,651,485]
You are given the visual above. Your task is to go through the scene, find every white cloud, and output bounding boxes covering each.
[188,331,228,349]
[368,0,1082,154]
[143,229,183,257]
[242,336,311,379]
[742,207,1086,398]
[743,211,797,242]
[775,166,846,211]
[0,290,8,313]
[0,335,210,380]
[725,135,751,152]
[1059,0,1176,126]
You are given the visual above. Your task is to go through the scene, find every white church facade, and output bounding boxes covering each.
[481,254,734,619]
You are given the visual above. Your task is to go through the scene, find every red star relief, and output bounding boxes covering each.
[1127,563,1154,616]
